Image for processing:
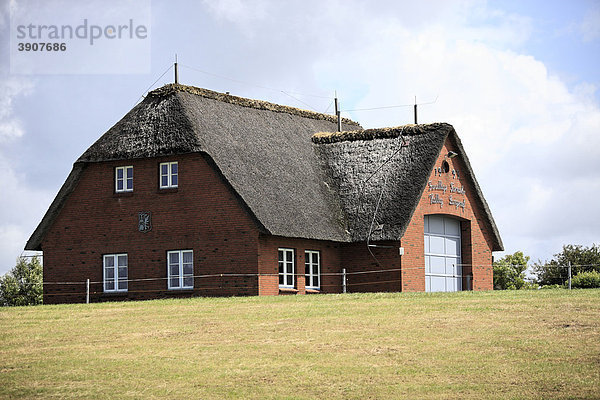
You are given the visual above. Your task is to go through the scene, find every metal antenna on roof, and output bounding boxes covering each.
[334,91,341,132]
[174,54,179,84]
[414,96,417,124]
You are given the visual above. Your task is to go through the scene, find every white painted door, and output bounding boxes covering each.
[424,215,462,292]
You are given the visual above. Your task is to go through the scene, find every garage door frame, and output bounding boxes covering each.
[424,215,462,292]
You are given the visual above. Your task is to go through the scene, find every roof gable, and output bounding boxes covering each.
[313,123,503,251]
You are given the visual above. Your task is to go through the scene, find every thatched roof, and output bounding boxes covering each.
[26,84,360,250]
[26,84,502,252]
[313,124,503,251]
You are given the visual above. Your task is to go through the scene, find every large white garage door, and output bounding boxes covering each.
[424,215,462,292]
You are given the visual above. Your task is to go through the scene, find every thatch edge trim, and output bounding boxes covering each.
[25,163,87,251]
[148,84,361,127]
[448,131,504,251]
[391,126,502,251]
[312,123,449,144]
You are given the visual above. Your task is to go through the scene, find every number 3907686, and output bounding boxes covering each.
[18,43,66,51]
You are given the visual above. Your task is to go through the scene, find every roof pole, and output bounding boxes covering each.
[414,96,417,124]
[174,54,178,84]
[335,92,341,132]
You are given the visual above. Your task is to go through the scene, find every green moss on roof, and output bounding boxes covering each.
[148,84,360,126]
[312,124,452,144]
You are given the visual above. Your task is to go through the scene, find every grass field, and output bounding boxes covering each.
[1,289,599,399]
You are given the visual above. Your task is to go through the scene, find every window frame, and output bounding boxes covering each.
[304,250,321,290]
[159,161,178,189]
[103,253,128,293]
[278,248,295,289]
[167,249,194,290]
[115,166,133,193]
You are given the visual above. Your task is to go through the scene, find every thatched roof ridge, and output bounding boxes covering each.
[312,123,454,144]
[149,84,360,127]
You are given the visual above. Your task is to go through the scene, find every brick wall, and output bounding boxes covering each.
[42,153,261,303]
[341,241,401,293]
[400,136,495,291]
[258,235,342,295]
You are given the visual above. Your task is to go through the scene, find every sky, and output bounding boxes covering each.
[0,0,599,276]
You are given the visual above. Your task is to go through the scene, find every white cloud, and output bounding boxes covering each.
[0,76,50,275]
[0,77,33,142]
[0,153,52,275]
[201,0,268,36]
[579,5,600,42]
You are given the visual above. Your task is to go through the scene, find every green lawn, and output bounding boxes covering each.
[1,289,599,399]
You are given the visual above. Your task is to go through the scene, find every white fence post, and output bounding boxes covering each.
[86,279,90,304]
[568,262,572,290]
[342,268,347,294]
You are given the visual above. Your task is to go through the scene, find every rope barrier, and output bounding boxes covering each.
[39,265,481,288]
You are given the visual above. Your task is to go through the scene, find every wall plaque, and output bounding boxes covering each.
[138,211,152,233]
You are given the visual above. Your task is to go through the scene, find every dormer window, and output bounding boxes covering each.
[160,162,178,189]
[115,166,133,192]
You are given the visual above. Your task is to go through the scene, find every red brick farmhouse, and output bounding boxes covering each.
[26,84,503,304]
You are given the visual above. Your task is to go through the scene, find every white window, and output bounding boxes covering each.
[104,254,128,292]
[305,250,320,290]
[160,162,178,189]
[115,166,133,192]
[168,250,193,289]
[278,248,295,288]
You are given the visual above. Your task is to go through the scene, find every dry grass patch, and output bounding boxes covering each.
[0,289,599,399]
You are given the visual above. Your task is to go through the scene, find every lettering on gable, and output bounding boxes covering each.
[435,167,460,179]
[428,181,447,193]
[428,193,444,207]
[449,195,466,210]
[449,182,465,195]
[427,180,466,211]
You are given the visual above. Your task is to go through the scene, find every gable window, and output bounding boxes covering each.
[167,250,193,289]
[115,166,133,192]
[305,250,321,290]
[278,248,295,288]
[160,162,178,189]
[103,254,128,292]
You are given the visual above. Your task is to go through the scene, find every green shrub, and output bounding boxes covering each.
[0,256,43,306]
[539,284,564,290]
[570,270,600,289]
[520,281,538,290]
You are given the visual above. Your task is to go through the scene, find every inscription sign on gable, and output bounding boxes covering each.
[428,193,444,207]
[449,195,466,210]
[428,181,448,193]
[427,180,466,211]
[450,182,465,195]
